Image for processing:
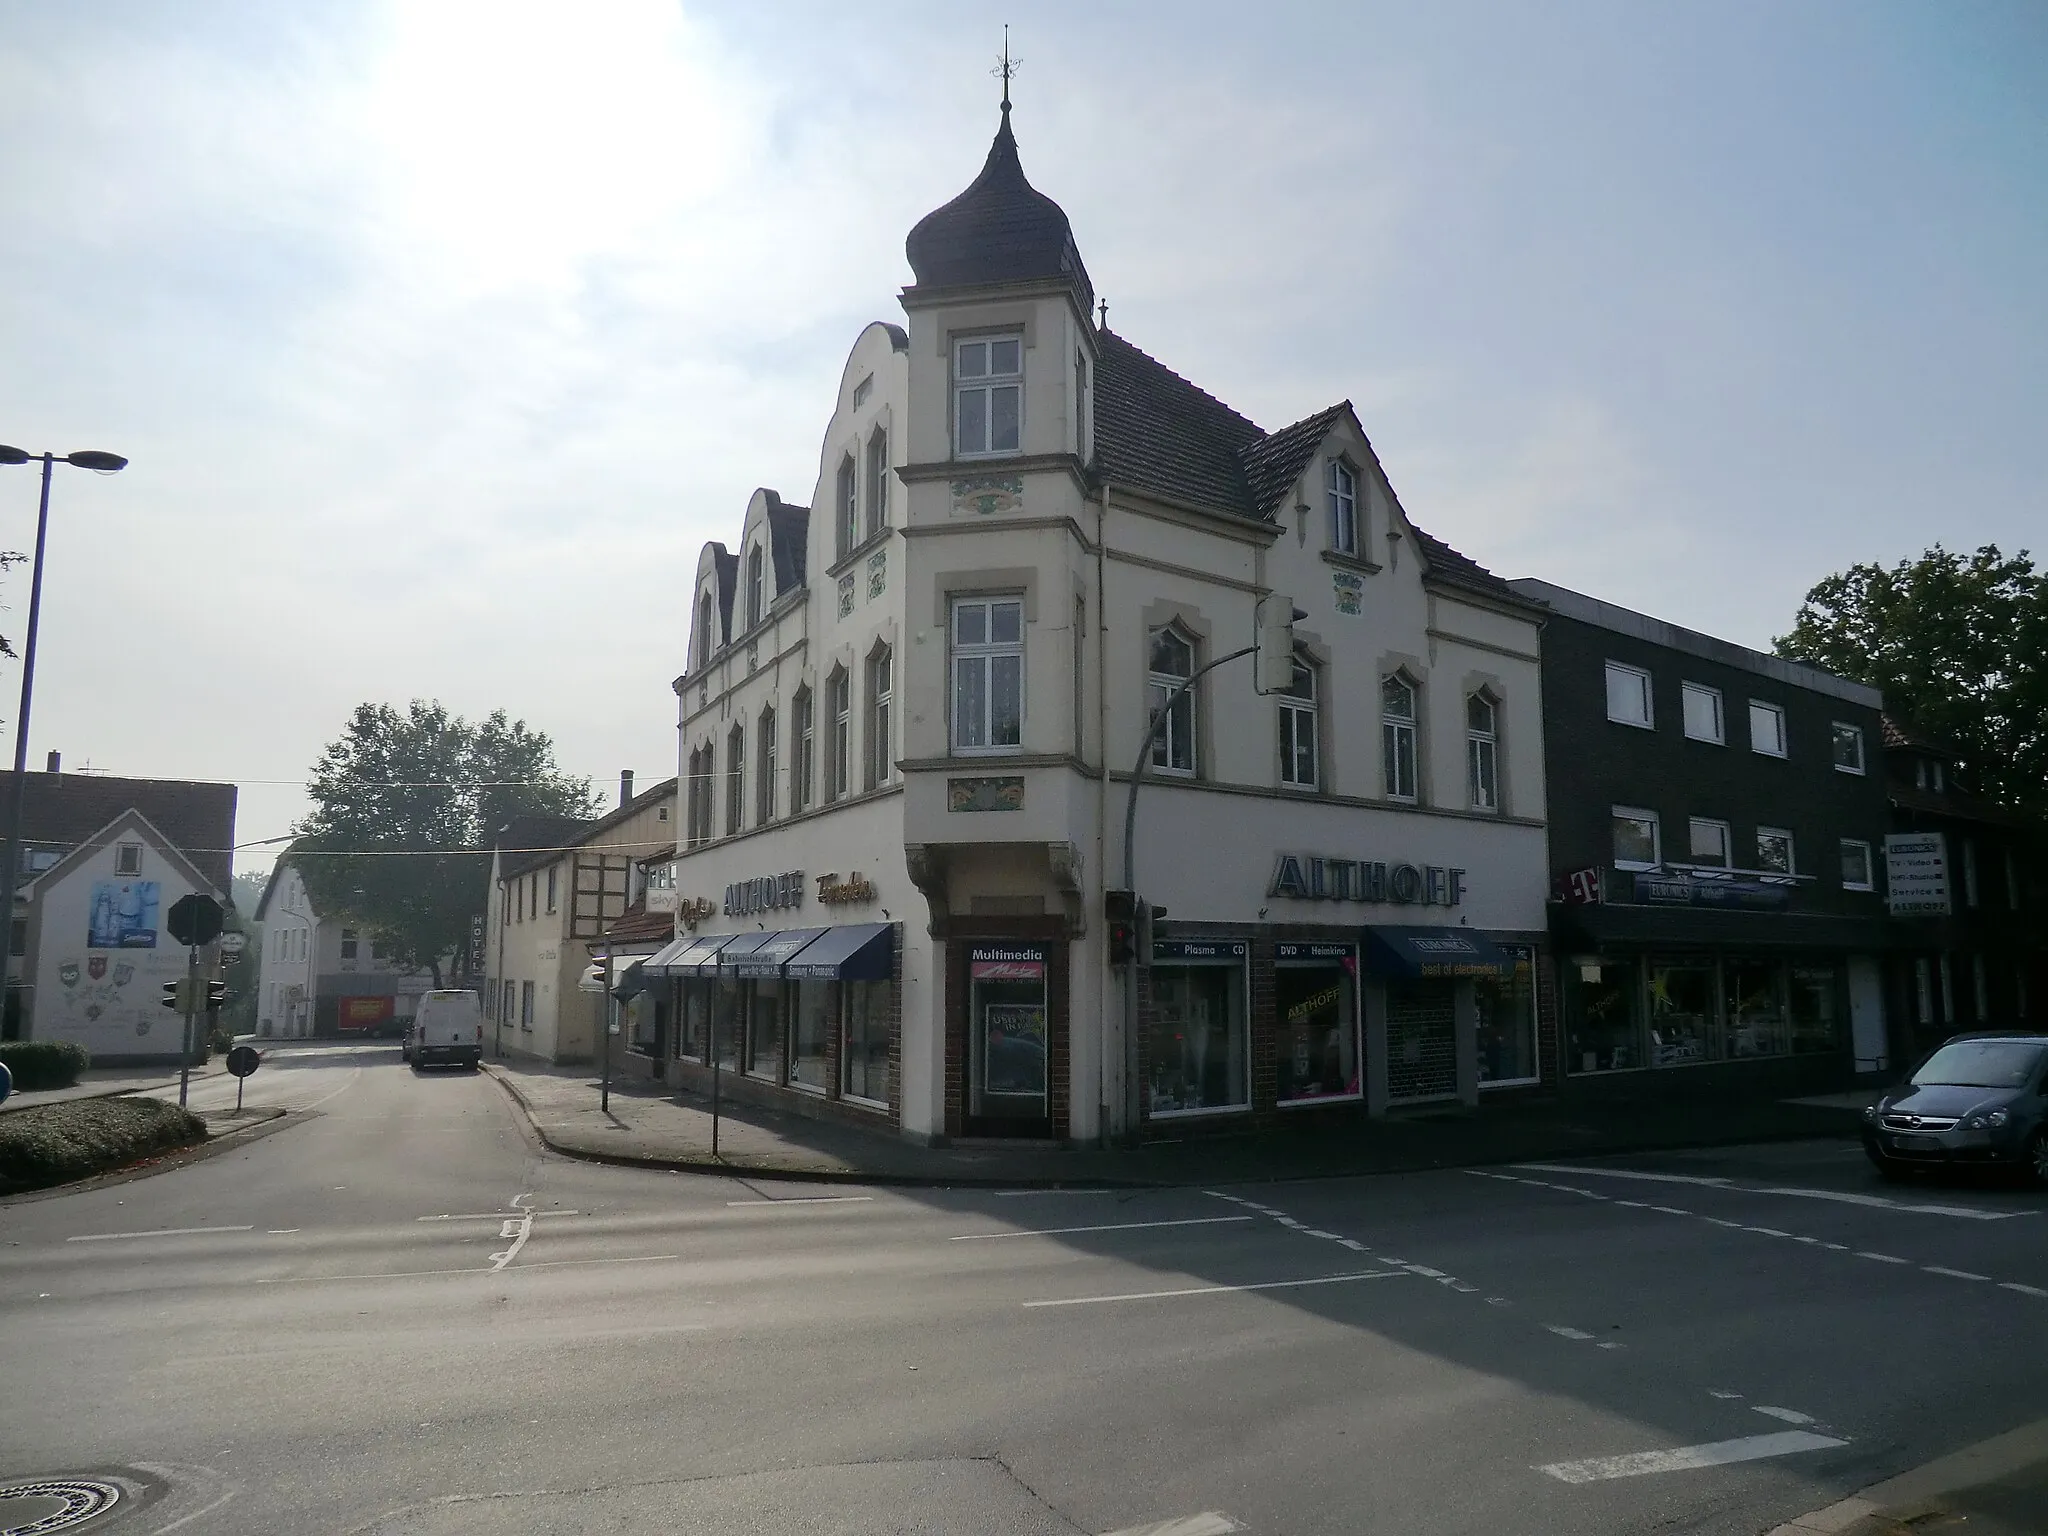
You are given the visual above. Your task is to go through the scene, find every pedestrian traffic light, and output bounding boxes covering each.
[1104,889,1135,968]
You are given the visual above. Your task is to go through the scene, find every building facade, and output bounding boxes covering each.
[1879,716,2043,1060]
[484,774,677,1064]
[1514,578,1893,1096]
[650,101,1551,1146]
[252,853,436,1038]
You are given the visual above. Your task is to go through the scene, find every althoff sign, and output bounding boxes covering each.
[1268,854,1467,908]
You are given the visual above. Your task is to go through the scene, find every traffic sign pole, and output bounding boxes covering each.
[179,940,198,1108]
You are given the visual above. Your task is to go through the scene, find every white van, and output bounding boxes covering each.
[404,989,484,1070]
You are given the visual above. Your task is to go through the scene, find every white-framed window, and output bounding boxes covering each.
[950,596,1024,753]
[114,842,143,875]
[1382,675,1419,802]
[1688,817,1730,868]
[545,866,558,912]
[1749,699,1788,757]
[1756,825,1795,875]
[1278,656,1318,790]
[954,334,1022,457]
[789,689,814,813]
[1605,661,1653,728]
[827,668,851,799]
[696,591,715,667]
[757,706,777,825]
[865,426,889,540]
[745,544,763,629]
[1326,459,1357,556]
[1681,682,1723,744]
[1612,806,1660,870]
[340,928,359,960]
[835,454,857,563]
[1963,838,1979,907]
[1466,693,1498,812]
[726,724,745,834]
[1831,721,1864,774]
[866,646,893,790]
[1148,624,1198,776]
[520,980,535,1028]
[1840,838,1874,891]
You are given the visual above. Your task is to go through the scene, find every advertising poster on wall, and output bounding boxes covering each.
[87,880,160,949]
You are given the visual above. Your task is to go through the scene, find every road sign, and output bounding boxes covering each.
[218,931,247,956]
[225,1045,261,1078]
[166,894,225,947]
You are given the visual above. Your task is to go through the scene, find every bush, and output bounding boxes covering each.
[0,1039,91,1091]
[0,1096,207,1191]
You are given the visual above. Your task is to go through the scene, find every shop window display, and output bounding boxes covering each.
[711,978,742,1071]
[1726,959,1789,1058]
[1788,964,1844,1054]
[1275,944,1358,1104]
[1571,961,1641,1073]
[747,981,782,1077]
[843,980,891,1104]
[1476,946,1539,1085]
[1647,959,1718,1066]
[969,945,1049,1120]
[678,985,707,1062]
[790,980,833,1092]
[1148,944,1249,1114]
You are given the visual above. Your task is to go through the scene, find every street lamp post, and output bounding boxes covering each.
[0,447,128,1037]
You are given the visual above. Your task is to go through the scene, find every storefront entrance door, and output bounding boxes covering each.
[1387,980,1459,1103]
[965,942,1052,1137]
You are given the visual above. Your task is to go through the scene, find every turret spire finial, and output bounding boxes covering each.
[994,26,1017,115]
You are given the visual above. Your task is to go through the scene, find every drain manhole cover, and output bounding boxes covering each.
[0,1480,122,1535]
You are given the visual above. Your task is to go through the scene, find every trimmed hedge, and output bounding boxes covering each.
[0,1040,91,1091]
[0,1096,207,1192]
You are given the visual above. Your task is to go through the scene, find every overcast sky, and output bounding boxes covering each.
[2,0,2042,880]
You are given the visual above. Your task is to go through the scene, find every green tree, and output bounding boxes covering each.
[1775,544,2048,823]
[293,701,600,984]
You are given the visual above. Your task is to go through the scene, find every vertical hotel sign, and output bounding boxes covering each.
[1885,832,1949,915]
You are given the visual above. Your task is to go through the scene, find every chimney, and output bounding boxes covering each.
[619,768,634,807]
[45,751,60,774]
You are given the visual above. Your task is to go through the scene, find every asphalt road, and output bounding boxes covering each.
[1,1041,2043,1536]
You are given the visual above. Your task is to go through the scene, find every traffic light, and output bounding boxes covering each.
[1104,889,1135,968]
[1254,592,1305,694]
[161,981,181,1012]
[579,958,609,994]
[206,981,228,1011]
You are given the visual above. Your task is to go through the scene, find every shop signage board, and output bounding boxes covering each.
[724,870,805,917]
[645,861,680,914]
[1269,854,1466,907]
[1275,941,1353,962]
[1554,867,1603,905]
[1632,872,1792,911]
[1885,832,1950,916]
[970,944,1046,981]
[815,871,877,905]
[1152,939,1248,962]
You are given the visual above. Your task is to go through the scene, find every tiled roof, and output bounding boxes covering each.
[601,903,676,946]
[905,108,1093,309]
[4,771,236,892]
[1239,403,1352,518]
[1092,331,1524,605]
[1881,713,1949,755]
[765,493,809,594]
[497,779,677,881]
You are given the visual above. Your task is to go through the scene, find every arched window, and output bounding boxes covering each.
[790,687,814,813]
[1279,654,1319,790]
[1148,624,1197,776]
[1467,693,1499,812]
[745,545,763,629]
[866,645,893,789]
[827,667,851,800]
[835,454,857,562]
[1382,674,1418,802]
[865,427,889,540]
[725,725,745,835]
[757,705,778,824]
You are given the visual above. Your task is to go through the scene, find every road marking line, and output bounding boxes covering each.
[266,1229,299,1235]
[515,1253,683,1270]
[1546,1326,1597,1340]
[1821,1242,1850,1251]
[1704,1217,1747,1228]
[1924,1266,1990,1281]
[953,1216,1252,1241]
[1336,1238,1369,1251]
[1539,1430,1848,1483]
[490,1192,535,1272]
[1999,1282,2048,1297]
[1024,1270,1407,1309]
[417,1211,579,1222]
[1098,1515,1241,1536]
[726,1195,875,1207]
[1514,1162,2030,1220]
[1651,1206,1692,1217]
[1597,1341,1626,1350]
[1752,1406,1816,1424]
[1516,1162,1730,1187]
[255,1253,686,1284]
[68,1226,255,1242]
[1710,1390,1744,1400]
[1612,1199,1647,1208]
[994,1188,1115,1197]
[1856,1251,1909,1264]
[1744,1226,1793,1237]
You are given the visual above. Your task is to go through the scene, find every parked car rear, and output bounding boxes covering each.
[405,989,484,1071]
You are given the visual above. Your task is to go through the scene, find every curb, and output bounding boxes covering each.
[0,1104,296,1204]
[481,1066,1858,1191]
[0,1069,224,1115]
[1765,1415,2048,1535]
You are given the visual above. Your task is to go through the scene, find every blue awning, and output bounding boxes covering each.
[646,933,739,978]
[734,927,830,978]
[782,922,895,981]
[639,936,700,976]
[1362,926,1511,979]
[713,931,778,971]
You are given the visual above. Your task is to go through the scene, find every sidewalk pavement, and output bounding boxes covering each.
[0,1062,220,1114]
[1769,1416,2048,1536]
[485,1058,1865,1188]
